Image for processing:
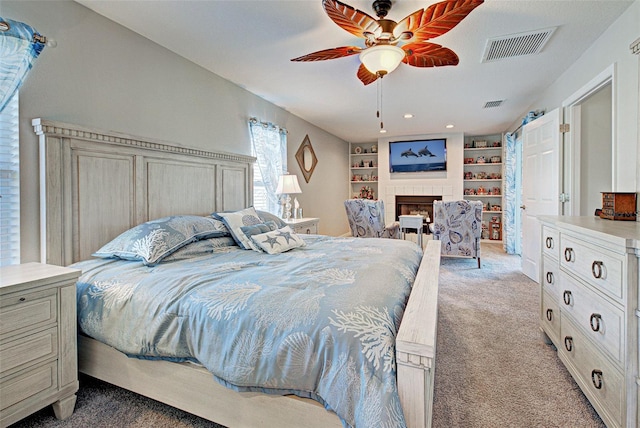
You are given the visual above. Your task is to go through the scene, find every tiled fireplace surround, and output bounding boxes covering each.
[382,185,454,225]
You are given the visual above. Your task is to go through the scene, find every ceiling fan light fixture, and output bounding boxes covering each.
[359,44,405,75]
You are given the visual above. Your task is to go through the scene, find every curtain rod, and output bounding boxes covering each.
[510,123,524,136]
[0,19,52,46]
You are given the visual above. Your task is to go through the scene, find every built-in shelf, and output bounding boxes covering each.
[463,162,503,166]
[349,142,379,199]
[464,134,504,242]
[463,146,502,151]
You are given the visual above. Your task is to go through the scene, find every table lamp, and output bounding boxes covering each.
[276,173,302,220]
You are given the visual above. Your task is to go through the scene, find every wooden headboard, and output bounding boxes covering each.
[32,119,254,266]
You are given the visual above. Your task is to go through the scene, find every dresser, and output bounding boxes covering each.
[283,217,319,235]
[538,216,640,428]
[0,263,81,427]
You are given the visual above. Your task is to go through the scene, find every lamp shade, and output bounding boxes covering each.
[359,44,405,75]
[276,174,302,194]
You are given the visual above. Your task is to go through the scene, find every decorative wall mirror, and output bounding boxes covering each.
[295,134,318,183]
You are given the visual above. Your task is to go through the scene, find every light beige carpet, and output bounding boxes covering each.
[432,242,604,427]
[14,243,604,427]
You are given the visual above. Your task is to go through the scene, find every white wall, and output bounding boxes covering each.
[508,0,639,195]
[5,0,350,263]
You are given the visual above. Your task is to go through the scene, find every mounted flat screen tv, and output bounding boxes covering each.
[389,138,447,173]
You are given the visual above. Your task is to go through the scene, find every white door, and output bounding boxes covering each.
[521,108,561,281]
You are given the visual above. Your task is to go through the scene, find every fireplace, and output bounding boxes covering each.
[395,195,441,226]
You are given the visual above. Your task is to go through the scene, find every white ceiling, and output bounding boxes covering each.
[75,0,634,143]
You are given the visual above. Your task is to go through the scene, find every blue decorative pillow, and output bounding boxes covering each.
[92,215,228,265]
[255,210,286,228]
[250,226,306,254]
[214,207,264,250]
[161,236,238,262]
[240,221,278,239]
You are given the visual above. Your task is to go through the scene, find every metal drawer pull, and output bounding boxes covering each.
[546,272,554,284]
[564,247,574,262]
[591,261,604,279]
[590,313,602,332]
[563,290,572,306]
[546,309,553,321]
[564,336,573,352]
[591,370,603,389]
[545,236,553,249]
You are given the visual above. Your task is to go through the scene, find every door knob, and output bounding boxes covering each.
[520,205,526,209]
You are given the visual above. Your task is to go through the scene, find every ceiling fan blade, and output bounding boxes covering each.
[322,0,379,39]
[402,42,459,67]
[291,46,362,62]
[357,63,378,86]
[394,0,483,42]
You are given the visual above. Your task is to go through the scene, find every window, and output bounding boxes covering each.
[248,118,287,215]
[0,93,19,266]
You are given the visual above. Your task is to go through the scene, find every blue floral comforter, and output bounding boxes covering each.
[72,235,422,427]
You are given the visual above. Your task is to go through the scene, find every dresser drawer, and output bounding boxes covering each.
[559,271,624,365]
[541,289,561,344]
[0,327,58,377]
[559,316,624,427]
[560,234,624,301]
[0,361,58,412]
[542,255,561,299]
[0,289,57,340]
[542,226,559,261]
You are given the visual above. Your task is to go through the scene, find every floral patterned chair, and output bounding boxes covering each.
[431,200,483,268]
[344,199,400,239]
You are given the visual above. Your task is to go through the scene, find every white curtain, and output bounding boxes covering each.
[0,17,46,113]
[504,111,544,254]
[503,132,517,254]
[248,118,287,215]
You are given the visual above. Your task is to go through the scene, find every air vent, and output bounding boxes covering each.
[484,100,504,108]
[482,27,556,62]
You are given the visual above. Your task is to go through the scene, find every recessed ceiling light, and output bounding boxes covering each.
[446,124,455,129]
[403,114,414,119]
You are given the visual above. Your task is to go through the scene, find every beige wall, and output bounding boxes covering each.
[5,0,350,263]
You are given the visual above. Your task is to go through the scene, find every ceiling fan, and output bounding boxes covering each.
[291,0,484,85]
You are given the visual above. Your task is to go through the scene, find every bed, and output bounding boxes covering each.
[32,118,441,428]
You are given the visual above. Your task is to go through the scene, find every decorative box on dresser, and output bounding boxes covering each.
[0,263,81,427]
[538,216,640,428]
[283,217,319,234]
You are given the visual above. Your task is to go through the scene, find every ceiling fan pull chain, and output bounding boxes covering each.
[378,76,386,133]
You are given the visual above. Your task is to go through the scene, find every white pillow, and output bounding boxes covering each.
[214,207,263,250]
[250,226,306,254]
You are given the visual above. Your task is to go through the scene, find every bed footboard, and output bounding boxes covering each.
[396,240,441,428]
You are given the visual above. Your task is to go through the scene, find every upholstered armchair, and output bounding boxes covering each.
[431,200,483,268]
[344,199,400,239]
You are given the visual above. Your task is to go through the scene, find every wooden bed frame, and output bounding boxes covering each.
[32,118,441,428]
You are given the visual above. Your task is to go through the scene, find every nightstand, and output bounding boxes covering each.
[0,263,81,427]
[283,217,320,234]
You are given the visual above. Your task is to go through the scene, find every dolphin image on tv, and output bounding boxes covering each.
[418,145,436,157]
[401,148,419,157]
